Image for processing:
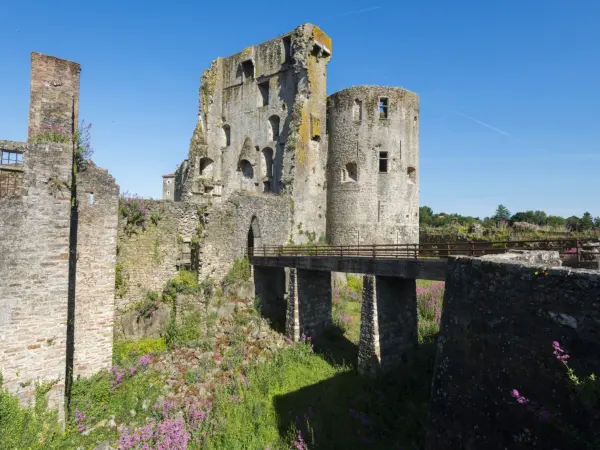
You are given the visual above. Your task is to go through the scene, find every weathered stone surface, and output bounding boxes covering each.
[426,256,600,450]
[28,52,80,138]
[74,161,119,378]
[173,24,331,245]
[117,304,171,339]
[197,192,291,281]
[480,249,562,266]
[0,141,72,420]
[296,269,332,338]
[1,53,119,422]
[358,275,417,376]
[326,86,419,246]
[116,201,199,313]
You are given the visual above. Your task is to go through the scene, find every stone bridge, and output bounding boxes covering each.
[250,239,599,375]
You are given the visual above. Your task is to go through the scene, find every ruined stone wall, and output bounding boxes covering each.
[0,141,73,418]
[28,52,80,138]
[73,162,119,377]
[178,23,330,244]
[198,191,291,281]
[116,201,199,313]
[285,25,331,243]
[162,174,175,201]
[326,86,419,246]
[426,256,600,449]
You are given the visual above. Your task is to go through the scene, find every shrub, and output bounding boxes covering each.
[223,257,251,285]
[113,338,166,365]
[0,379,63,449]
[163,270,199,302]
[119,192,148,234]
[347,275,363,294]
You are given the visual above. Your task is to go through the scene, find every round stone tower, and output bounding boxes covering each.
[326,86,419,246]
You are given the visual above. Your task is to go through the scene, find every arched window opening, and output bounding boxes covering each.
[353,99,362,122]
[268,116,280,141]
[223,125,231,147]
[407,166,417,183]
[239,159,254,179]
[199,157,214,177]
[345,162,357,182]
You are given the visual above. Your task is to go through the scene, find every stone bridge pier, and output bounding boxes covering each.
[253,263,419,376]
[358,275,418,376]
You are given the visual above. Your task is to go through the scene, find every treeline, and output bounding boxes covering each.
[420,205,600,231]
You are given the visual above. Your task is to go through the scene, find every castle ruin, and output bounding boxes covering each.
[0,53,119,419]
[164,23,419,254]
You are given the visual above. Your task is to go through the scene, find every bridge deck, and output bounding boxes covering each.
[250,255,449,280]
[249,238,598,280]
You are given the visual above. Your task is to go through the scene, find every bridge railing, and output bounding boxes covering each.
[245,238,599,260]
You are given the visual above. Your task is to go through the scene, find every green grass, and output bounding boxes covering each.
[2,276,444,449]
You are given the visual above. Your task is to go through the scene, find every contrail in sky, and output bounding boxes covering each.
[337,6,381,17]
[456,111,511,137]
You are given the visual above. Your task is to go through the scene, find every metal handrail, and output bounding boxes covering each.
[244,238,600,259]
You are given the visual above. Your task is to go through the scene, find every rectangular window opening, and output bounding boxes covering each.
[258,81,270,106]
[89,192,94,205]
[379,97,388,119]
[241,60,254,81]
[283,36,292,63]
[379,151,388,173]
[1,151,23,165]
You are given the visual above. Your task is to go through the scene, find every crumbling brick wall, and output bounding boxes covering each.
[426,256,600,449]
[0,141,73,420]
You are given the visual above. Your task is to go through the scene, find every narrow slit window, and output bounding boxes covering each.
[283,36,292,63]
[379,98,388,119]
[258,81,270,106]
[89,192,94,205]
[379,151,388,173]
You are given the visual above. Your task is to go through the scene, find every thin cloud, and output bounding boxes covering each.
[457,111,511,137]
[337,6,381,17]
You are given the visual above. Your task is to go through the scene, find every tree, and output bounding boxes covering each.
[546,215,567,228]
[493,204,511,222]
[419,206,434,226]
[595,216,600,228]
[581,212,594,231]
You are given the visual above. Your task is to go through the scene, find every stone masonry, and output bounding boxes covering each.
[170,23,333,244]
[0,140,73,420]
[116,200,199,313]
[426,256,600,449]
[157,24,421,286]
[0,53,119,419]
[28,52,80,138]
[73,162,119,378]
[327,86,420,246]
[284,268,332,341]
[358,275,418,376]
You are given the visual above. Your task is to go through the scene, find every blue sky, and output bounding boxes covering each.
[1,0,598,218]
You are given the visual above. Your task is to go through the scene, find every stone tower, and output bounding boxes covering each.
[28,52,81,139]
[177,23,332,243]
[326,86,419,246]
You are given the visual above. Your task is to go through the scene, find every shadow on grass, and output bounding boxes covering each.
[311,324,358,369]
[273,336,438,450]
